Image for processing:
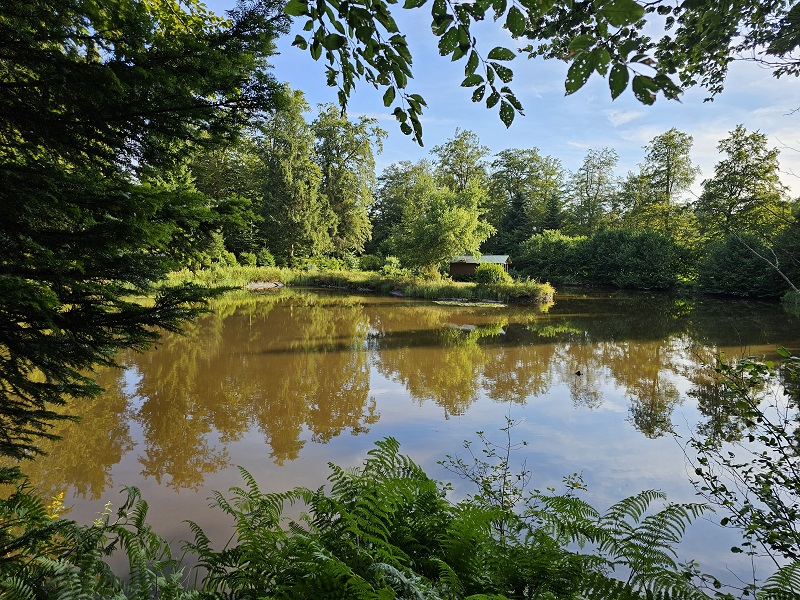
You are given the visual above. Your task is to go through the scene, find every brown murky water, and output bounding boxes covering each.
[22,288,800,576]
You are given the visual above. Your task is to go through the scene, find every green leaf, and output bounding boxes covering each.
[597,0,645,28]
[777,347,792,358]
[608,63,628,99]
[292,35,308,50]
[487,46,515,61]
[499,100,514,127]
[504,91,523,111]
[403,0,427,7]
[486,90,500,108]
[568,35,594,52]
[466,51,479,75]
[310,39,322,60]
[472,84,486,102]
[284,0,308,16]
[492,0,507,18]
[431,14,454,35]
[506,6,526,36]
[439,27,459,55]
[400,121,413,135]
[494,64,513,82]
[383,87,396,107]
[594,47,611,75]
[461,74,484,87]
[631,74,656,104]
[565,54,592,94]
[321,33,346,50]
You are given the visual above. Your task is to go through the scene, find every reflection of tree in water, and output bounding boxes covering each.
[242,298,376,463]
[23,291,798,495]
[371,305,516,416]
[610,341,682,439]
[12,366,134,500]
[683,346,758,447]
[481,337,555,405]
[556,341,606,410]
[133,311,232,490]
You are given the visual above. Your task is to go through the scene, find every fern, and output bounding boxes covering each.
[758,561,800,600]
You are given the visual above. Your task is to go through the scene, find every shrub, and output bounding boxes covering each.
[359,253,383,271]
[517,230,586,283]
[697,234,787,297]
[381,255,404,275]
[239,251,257,266]
[256,248,276,267]
[581,229,681,289]
[219,250,238,267]
[475,262,512,284]
[782,290,800,318]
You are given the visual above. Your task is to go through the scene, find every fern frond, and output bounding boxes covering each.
[759,560,800,599]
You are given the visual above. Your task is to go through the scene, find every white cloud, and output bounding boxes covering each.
[606,110,644,127]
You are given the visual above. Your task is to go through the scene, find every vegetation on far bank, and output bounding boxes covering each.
[166,263,555,305]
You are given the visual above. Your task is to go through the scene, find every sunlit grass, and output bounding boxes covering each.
[167,265,555,304]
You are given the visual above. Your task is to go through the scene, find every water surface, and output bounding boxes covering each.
[26,288,800,579]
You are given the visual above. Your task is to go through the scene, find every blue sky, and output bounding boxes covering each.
[207,1,800,198]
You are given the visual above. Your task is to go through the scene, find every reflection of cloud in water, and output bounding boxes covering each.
[20,290,800,579]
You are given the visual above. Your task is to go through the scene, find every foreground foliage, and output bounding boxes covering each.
[5,418,800,598]
[0,439,707,599]
[0,0,288,458]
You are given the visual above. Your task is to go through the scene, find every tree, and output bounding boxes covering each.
[369,159,434,254]
[431,128,490,193]
[629,129,700,234]
[487,148,566,252]
[696,125,791,244]
[566,148,620,236]
[385,169,495,274]
[0,0,288,458]
[283,0,800,143]
[259,90,336,263]
[312,104,386,256]
[189,135,267,260]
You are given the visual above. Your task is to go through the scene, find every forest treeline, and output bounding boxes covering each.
[187,97,799,300]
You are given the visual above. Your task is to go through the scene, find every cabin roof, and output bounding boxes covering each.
[450,254,511,265]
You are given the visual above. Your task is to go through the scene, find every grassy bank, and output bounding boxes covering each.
[166,265,555,304]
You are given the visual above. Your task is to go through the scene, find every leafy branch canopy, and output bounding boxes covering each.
[284,0,800,143]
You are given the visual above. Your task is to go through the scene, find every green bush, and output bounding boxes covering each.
[475,262,512,284]
[381,255,405,275]
[697,234,787,297]
[239,251,257,266]
[518,229,682,290]
[219,250,238,267]
[256,247,276,267]
[782,290,800,318]
[581,229,681,289]
[359,253,383,271]
[517,229,586,283]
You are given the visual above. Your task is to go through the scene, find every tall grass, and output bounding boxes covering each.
[168,265,555,304]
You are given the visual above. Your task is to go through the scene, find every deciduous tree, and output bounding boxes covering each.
[284,0,800,143]
[696,125,791,242]
[566,148,620,236]
[488,148,565,251]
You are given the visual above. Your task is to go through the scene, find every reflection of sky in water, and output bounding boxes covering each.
[30,290,800,584]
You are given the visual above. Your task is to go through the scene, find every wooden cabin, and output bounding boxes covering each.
[449,255,511,278]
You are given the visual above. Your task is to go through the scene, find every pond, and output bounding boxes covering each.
[25,288,800,581]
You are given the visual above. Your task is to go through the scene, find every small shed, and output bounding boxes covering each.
[449,254,511,278]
